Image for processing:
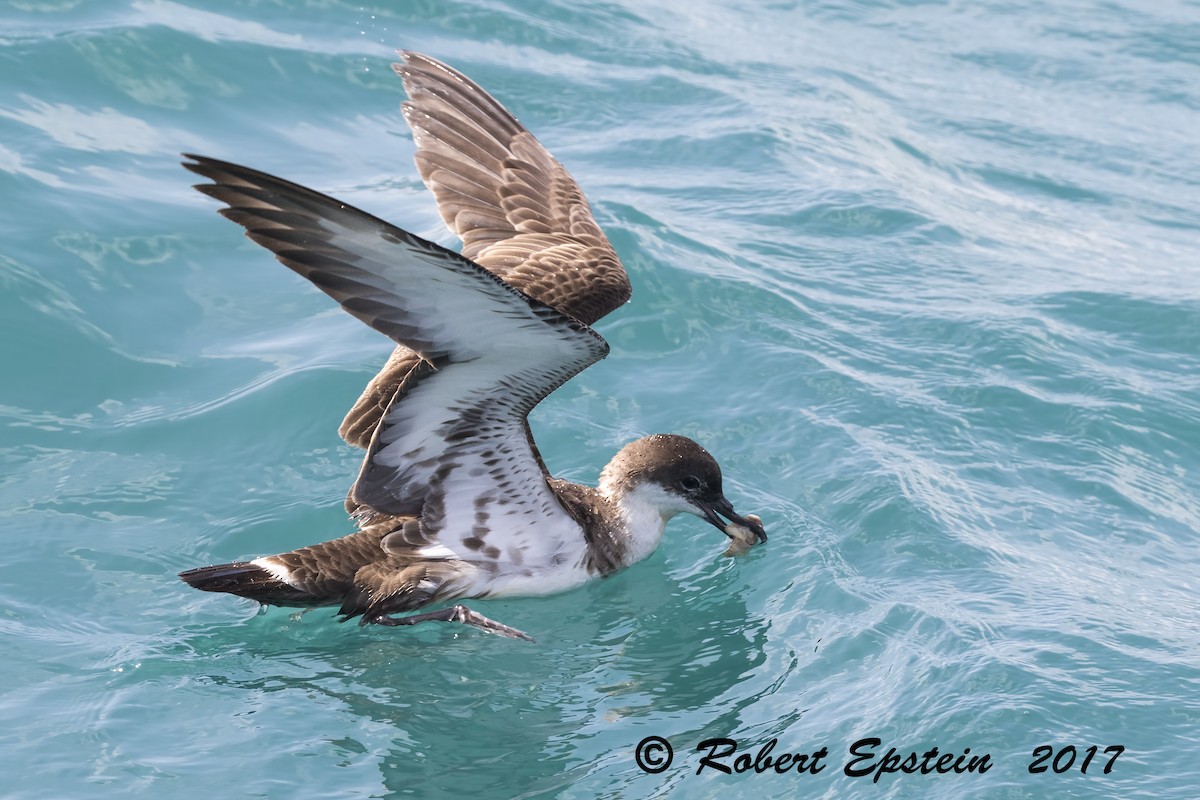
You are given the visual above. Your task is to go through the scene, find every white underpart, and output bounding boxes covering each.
[480,556,595,598]
[427,482,699,599]
[605,482,695,566]
[419,513,595,599]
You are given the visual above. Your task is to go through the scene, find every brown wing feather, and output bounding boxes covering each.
[338,559,471,623]
[338,349,426,453]
[267,525,397,599]
[339,51,630,450]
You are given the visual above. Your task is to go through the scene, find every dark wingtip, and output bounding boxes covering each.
[180,153,224,185]
[179,561,261,591]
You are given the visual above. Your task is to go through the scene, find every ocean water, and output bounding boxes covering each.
[2,0,1198,797]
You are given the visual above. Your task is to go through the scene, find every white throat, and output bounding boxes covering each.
[602,480,693,566]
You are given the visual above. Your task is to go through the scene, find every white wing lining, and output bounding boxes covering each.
[184,154,609,561]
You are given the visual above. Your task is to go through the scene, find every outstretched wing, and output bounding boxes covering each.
[339,50,630,450]
[184,154,607,555]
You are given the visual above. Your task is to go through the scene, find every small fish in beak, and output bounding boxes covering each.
[723,513,765,557]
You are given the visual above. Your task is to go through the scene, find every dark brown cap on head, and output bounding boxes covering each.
[601,434,766,545]
[603,434,723,495]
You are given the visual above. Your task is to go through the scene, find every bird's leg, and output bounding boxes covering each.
[368,604,535,642]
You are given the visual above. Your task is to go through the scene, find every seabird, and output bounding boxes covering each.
[178,51,766,641]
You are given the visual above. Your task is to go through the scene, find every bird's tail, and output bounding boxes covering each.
[179,561,317,607]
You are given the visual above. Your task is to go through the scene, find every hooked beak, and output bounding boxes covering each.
[697,495,767,544]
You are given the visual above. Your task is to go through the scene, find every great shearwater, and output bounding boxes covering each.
[179,51,766,641]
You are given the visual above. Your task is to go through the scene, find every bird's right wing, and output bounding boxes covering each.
[339,50,631,450]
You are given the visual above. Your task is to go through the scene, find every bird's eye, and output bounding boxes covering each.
[679,476,703,492]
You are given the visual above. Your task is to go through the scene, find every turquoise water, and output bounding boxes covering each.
[3,0,1198,797]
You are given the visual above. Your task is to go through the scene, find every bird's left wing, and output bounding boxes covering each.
[184,155,608,558]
